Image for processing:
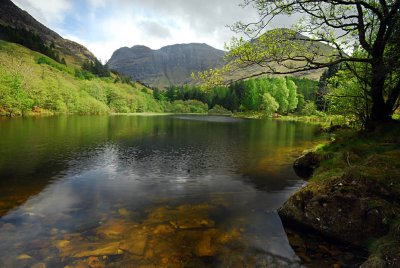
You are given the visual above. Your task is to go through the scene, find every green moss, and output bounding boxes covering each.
[305,123,400,264]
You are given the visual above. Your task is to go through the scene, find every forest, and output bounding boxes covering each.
[157,77,316,116]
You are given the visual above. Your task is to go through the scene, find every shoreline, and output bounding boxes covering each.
[279,124,400,266]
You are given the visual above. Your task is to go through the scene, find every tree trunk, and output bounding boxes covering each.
[386,79,400,114]
[367,62,391,128]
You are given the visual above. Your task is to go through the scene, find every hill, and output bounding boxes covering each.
[107,43,225,89]
[0,40,162,116]
[0,0,95,65]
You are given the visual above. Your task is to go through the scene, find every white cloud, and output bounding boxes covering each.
[87,0,107,9]
[13,0,298,61]
[138,20,172,39]
[79,0,259,60]
[13,0,72,25]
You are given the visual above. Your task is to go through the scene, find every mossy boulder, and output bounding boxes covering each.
[278,173,394,246]
[293,151,321,179]
[280,126,400,266]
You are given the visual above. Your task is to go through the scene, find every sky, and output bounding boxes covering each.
[12,0,296,62]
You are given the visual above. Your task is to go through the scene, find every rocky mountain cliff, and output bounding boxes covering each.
[108,35,331,88]
[107,43,226,88]
[0,0,96,65]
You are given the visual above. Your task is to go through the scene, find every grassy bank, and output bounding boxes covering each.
[279,123,400,266]
[233,111,347,127]
[315,124,400,265]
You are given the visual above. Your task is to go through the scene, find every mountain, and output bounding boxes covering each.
[0,0,96,65]
[109,29,337,88]
[107,43,226,88]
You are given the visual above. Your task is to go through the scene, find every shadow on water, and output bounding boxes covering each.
[0,115,359,267]
[283,226,368,268]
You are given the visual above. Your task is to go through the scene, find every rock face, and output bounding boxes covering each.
[107,28,341,88]
[0,0,60,41]
[107,43,225,88]
[278,173,392,247]
[293,152,321,179]
[0,0,96,64]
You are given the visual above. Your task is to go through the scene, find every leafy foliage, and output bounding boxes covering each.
[0,41,162,116]
[208,105,232,115]
[82,59,110,77]
[165,100,208,114]
[325,68,370,126]
[317,65,340,111]
[260,92,279,116]
[301,101,319,116]
[159,76,307,116]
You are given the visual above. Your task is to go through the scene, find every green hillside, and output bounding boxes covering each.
[0,40,163,116]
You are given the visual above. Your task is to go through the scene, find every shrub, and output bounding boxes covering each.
[167,100,208,113]
[208,105,232,115]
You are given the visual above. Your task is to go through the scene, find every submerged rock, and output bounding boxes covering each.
[170,218,215,230]
[16,254,32,260]
[31,263,47,268]
[195,234,215,257]
[86,256,105,268]
[119,229,148,256]
[73,242,123,258]
[55,238,123,258]
[96,219,132,237]
[117,208,130,217]
[152,224,174,235]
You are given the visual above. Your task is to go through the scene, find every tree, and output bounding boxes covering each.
[153,87,161,100]
[287,79,299,112]
[326,68,371,125]
[82,59,110,77]
[242,79,260,110]
[201,1,400,126]
[261,92,279,116]
[317,64,340,111]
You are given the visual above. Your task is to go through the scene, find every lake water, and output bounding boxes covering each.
[0,115,324,267]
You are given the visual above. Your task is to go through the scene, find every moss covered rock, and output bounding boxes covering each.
[278,173,394,246]
[293,151,322,179]
[280,126,400,266]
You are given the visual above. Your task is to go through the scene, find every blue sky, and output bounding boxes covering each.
[12,0,295,62]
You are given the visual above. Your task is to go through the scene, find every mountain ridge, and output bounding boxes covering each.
[0,0,96,65]
[107,43,226,89]
[108,32,332,88]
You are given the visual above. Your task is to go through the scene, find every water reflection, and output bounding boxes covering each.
[0,115,322,267]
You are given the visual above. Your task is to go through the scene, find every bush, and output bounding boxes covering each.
[75,68,95,80]
[167,100,208,113]
[301,101,326,116]
[37,56,68,72]
[208,105,232,115]
[301,101,317,116]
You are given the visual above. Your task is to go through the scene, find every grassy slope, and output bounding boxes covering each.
[0,40,163,116]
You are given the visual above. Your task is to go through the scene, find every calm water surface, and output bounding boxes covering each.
[0,115,323,267]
